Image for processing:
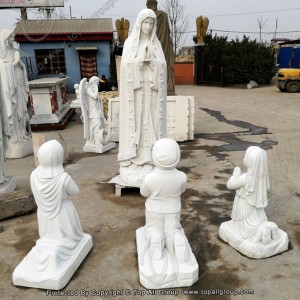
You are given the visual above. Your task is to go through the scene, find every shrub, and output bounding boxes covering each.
[193,34,277,85]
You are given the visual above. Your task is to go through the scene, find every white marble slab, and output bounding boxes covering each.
[136,227,198,289]
[107,96,195,142]
[13,234,93,290]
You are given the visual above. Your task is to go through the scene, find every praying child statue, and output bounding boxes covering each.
[136,138,198,289]
[219,146,289,258]
[13,140,93,290]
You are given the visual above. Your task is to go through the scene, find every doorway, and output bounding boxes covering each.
[78,50,98,80]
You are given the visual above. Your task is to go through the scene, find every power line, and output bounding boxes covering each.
[180,30,300,35]
[199,7,300,18]
[210,29,300,35]
[70,7,300,19]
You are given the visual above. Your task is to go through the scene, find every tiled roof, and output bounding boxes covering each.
[15,18,113,34]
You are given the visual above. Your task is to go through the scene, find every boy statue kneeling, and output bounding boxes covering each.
[136,138,198,289]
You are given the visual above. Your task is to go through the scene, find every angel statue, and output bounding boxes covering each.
[80,76,115,153]
[115,17,130,45]
[196,16,209,45]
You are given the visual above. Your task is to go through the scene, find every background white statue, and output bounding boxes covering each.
[219,146,289,258]
[0,95,8,185]
[13,140,93,289]
[70,83,83,123]
[0,28,29,143]
[0,81,16,194]
[80,76,115,153]
[70,83,81,107]
[117,8,167,187]
[136,138,198,289]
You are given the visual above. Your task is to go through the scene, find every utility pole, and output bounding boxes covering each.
[20,8,27,20]
[274,18,278,39]
[257,16,268,43]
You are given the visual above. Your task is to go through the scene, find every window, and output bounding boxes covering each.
[35,49,66,75]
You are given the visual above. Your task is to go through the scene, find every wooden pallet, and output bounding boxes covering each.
[30,109,76,131]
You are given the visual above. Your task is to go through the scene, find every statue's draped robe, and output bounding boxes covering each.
[228,147,270,242]
[0,28,29,142]
[24,170,83,281]
[0,77,10,183]
[118,9,167,166]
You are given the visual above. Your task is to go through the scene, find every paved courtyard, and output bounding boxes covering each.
[1,84,300,300]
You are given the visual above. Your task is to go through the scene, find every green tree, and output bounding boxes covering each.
[194,34,277,85]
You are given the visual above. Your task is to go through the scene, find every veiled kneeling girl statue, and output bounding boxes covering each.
[219,146,289,258]
[13,140,93,289]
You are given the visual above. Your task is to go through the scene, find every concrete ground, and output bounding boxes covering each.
[1,84,300,300]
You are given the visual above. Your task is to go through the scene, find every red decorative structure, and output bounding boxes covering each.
[29,77,70,125]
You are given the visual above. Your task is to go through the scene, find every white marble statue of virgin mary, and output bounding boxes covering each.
[13,140,92,290]
[0,92,9,185]
[117,8,167,186]
[0,28,29,143]
[0,77,16,194]
[0,28,33,158]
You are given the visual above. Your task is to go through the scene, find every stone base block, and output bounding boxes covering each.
[30,105,70,125]
[107,96,195,142]
[70,100,81,108]
[0,189,35,220]
[136,227,198,289]
[83,142,115,154]
[32,132,69,167]
[13,233,93,290]
[6,138,33,159]
[0,176,16,195]
[219,221,289,259]
[107,175,140,196]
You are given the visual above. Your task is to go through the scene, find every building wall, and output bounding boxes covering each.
[174,63,194,85]
[19,40,111,93]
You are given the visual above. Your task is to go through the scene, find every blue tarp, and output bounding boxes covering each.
[278,46,300,68]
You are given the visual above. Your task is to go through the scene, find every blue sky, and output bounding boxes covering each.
[0,0,299,46]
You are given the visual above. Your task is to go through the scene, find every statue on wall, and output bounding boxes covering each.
[136,138,198,288]
[219,146,289,258]
[117,8,167,187]
[146,0,175,96]
[13,140,93,290]
[0,28,33,158]
[115,17,130,45]
[196,16,209,45]
[80,76,115,153]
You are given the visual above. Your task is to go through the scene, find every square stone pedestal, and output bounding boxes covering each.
[83,142,116,154]
[29,77,70,125]
[0,176,16,195]
[6,138,33,159]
